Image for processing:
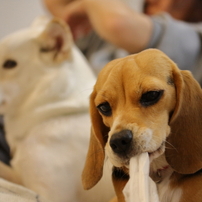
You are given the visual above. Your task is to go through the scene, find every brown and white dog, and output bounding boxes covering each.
[82,49,202,202]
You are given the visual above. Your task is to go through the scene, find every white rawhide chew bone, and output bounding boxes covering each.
[123,153,160,202]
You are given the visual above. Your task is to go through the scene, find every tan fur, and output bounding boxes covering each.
[82,49,202,202]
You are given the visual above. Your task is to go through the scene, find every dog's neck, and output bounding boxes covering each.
[4,46,95,153]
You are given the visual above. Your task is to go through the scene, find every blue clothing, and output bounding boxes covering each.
[148,13,202,84]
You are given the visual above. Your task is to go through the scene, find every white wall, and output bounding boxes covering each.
[0,0,47,39]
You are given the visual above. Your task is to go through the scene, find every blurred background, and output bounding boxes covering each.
[0,0,45,39]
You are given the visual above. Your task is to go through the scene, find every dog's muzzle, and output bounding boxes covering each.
[110,130,133,156]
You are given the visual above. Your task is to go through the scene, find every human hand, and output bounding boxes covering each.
[42,0,92,39]
[43,0,153,53]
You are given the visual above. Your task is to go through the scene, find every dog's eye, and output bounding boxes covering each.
[140,90,164,107]
[3,60,17,69]
[97,102,112,116]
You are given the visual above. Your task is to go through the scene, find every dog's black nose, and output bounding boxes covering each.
[110,130,133,155]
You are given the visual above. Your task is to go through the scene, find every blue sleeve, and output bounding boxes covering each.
[147,13,201,71]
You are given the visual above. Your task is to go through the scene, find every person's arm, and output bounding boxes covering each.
[42,0,153,53]
[42,0,69,18]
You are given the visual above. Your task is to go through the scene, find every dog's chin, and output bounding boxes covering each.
[106,150,129,168]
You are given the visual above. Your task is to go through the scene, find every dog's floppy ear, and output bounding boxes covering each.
[82,90,109,190]
[34,17,72,63]
[165,64,202,174]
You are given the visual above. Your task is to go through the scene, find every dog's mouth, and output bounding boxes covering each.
[123,142,165,168]
[148,142,165,162]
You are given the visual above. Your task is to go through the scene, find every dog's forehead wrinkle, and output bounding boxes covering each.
[100,57,138,84]
[96,61,144,105]
[134,53,174,78]
[95,89,113,104]
[167,76,174,86]
[98,57,124,80]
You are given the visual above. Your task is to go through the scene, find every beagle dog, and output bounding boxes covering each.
[82,49,202,202]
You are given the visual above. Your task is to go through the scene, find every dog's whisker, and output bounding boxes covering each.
[165,140,178,152]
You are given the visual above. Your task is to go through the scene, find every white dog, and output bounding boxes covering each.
[0,17,114,202]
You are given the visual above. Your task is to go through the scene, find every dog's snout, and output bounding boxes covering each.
[110,130,133,155]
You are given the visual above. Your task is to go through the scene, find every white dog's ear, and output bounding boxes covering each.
[34,17,73,63]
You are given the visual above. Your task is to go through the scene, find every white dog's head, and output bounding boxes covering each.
[0,16,93,114]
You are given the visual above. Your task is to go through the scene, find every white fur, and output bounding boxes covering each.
[0,16,114,202]
[158,177,182,202]
[151,155,182,202]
